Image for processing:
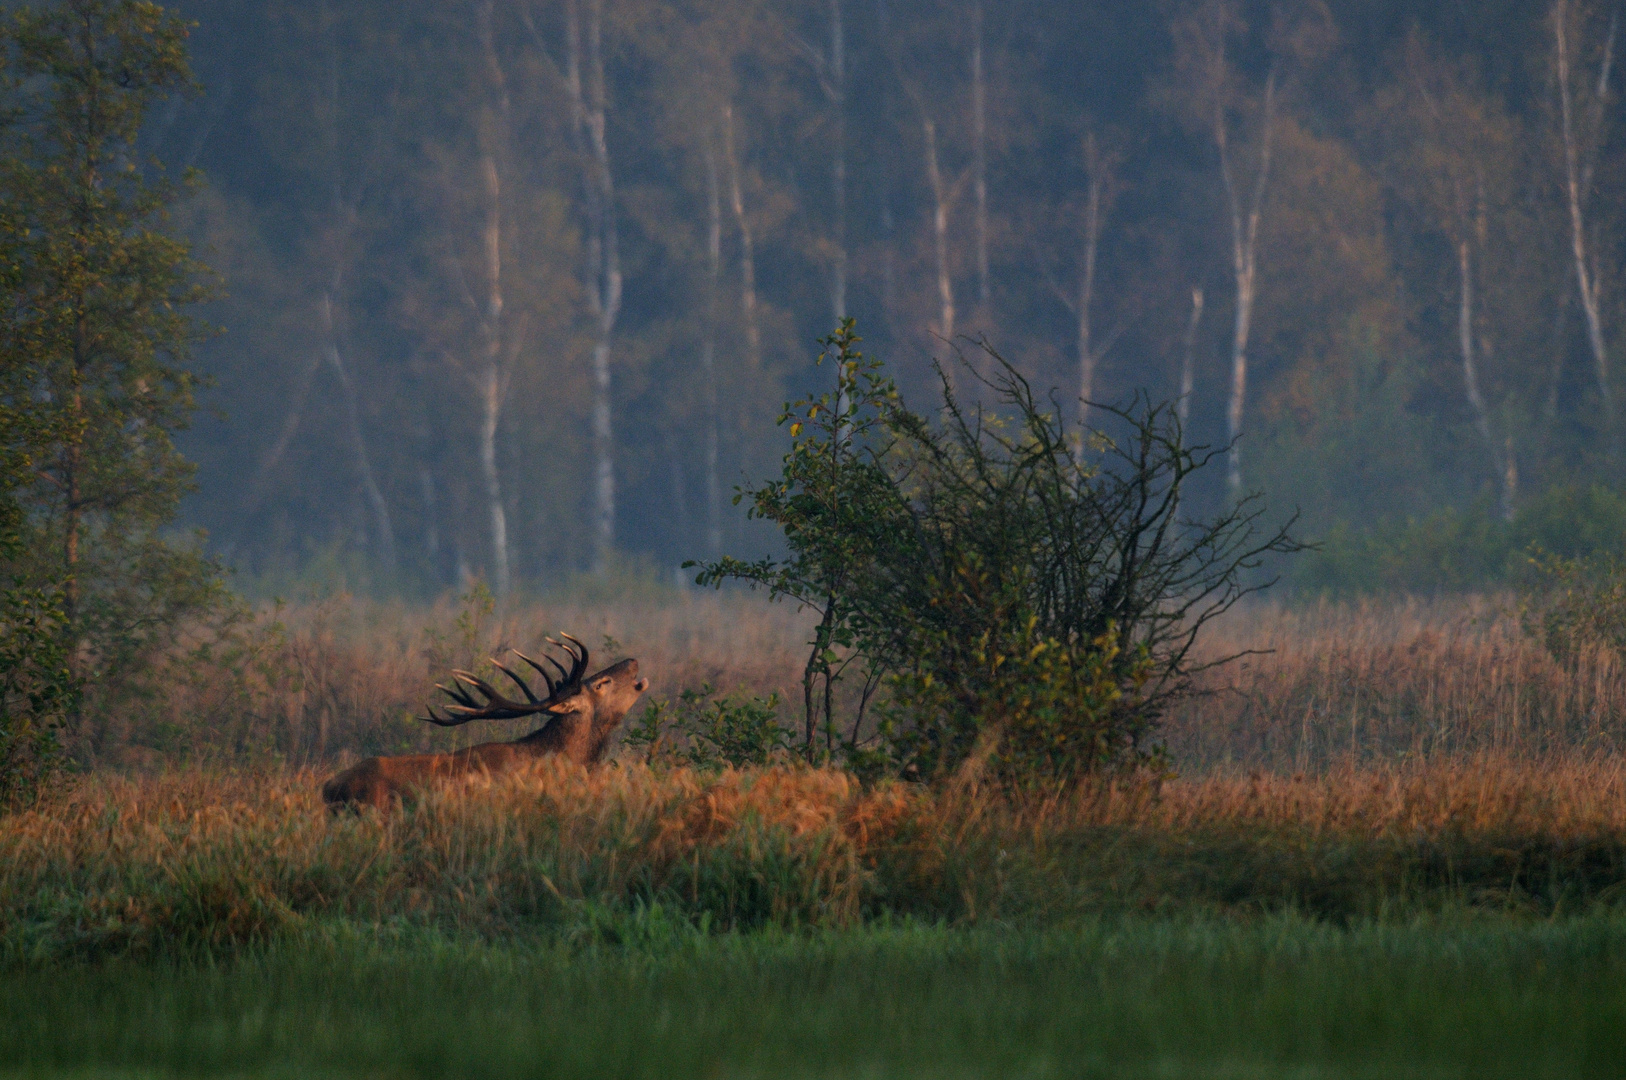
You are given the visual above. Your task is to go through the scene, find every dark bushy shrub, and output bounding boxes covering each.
[694,321,1298,784]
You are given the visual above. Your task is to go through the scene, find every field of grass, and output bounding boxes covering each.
[3,918,1625,1079]
[12,593,1626,1076]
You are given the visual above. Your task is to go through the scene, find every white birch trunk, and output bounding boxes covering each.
[1455,237,1514,521]
[1217,68,1275,497]
[923,114,955,350]
[569,0,622,573]
[1076,138,1102,429]
[1555,0,1619,459]
[474,0,511,596]
[722,103,761,373]
[477,152,510,597]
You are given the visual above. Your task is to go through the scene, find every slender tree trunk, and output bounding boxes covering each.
[971,0,988,312]
[568,0,622,573]
[476,152,510,596]
[923,114,955,351]
[1076,143,1102,429]
[1555,0,1619,460]
[722,103,761,373]
[1171,287,1203,523]
[473,0,512,594]
[1178,287,1204,433]
[321,289,396,568]
[702,150,723,559]
[1455,238,1513,521]
[1216,68,1275,496]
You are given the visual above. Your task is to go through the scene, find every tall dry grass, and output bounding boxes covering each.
[117,589,1626,776]
[5,755,1626,958]
[117,589,811,769]
[1165,596,1626,771]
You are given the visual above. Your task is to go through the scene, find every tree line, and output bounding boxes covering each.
[122,0,1619,595]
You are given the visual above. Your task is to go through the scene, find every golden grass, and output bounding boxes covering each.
[5,752,1626,959]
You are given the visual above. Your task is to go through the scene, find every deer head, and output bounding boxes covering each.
[421,633,650,762]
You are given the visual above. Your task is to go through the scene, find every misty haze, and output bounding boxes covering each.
[3,3,1626,1078]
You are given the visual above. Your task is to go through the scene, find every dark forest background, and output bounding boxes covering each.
[148,0,1626,596]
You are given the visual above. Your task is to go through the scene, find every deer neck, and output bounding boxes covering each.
[514,710,597,761]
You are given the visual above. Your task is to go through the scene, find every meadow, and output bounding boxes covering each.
[7,591,1626,1076]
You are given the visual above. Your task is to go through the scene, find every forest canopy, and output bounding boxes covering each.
[136,0,1626,595]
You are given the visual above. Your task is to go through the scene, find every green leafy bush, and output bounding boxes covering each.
[1518,553,1626,665]
[695,320,1298,784]
[625,685,791,769]
[0,536,77,809]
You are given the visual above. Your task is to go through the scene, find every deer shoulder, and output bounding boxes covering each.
[322,634,649,811]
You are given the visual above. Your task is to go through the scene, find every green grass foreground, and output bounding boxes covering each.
[1,916,1624,1079]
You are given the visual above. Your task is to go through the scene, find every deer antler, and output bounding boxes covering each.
[419,633,591,727]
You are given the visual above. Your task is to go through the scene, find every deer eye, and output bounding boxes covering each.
[593,677,612,691]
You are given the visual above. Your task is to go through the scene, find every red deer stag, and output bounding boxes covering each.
[322,634,649,810]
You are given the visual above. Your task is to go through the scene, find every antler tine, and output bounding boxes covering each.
[491,658,541,704]
[421,704,475,727]
[555,632,590,684]
[451,670,537,715]
[513,650,558,698]
[435,680,483,710]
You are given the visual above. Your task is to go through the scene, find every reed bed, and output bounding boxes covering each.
[6,754,1626,959]
[1167,595,1626,770]
[108,590,1626,775]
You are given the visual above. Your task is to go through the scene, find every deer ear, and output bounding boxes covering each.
[545,698,580,715]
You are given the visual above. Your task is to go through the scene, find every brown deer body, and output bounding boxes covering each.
[322,635,649,810]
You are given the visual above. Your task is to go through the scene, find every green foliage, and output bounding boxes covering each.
[0,0,223,747]
[696,321,1298,784]
[0,562,76,809]
[1299,484,1626,595]
[625,684,790,769]
[1518,553,1626,666]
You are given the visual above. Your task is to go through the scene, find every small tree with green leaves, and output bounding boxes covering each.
[0,0,223,751]
[691,321,898,760]
[696,320,1299,784]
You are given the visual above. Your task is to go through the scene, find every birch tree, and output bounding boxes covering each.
[721,101,761,373]
[1167,0,1278,497]
[1551,0,1619,461]
[565,0,622,574]
[469,0,514,597]
[1380,31,1523,519]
